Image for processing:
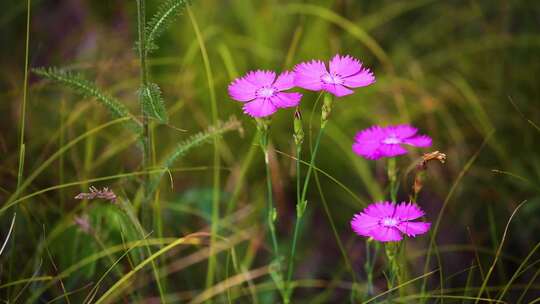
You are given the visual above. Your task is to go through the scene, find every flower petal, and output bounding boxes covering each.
[242,98,277,118]
[396,221,431,237]
[402,135,432,147]
[370,227,403,242]
[322,83,354,97]
[273,71,296,91]
[351,213,380,237]
[394,202,425,220]
[378,144,408,158]
[271,92,302,108]
[228,76,258,102]
[385,124,419,139]
[244,70,276,87]
[352,141,381,160]
[294,60,327,91]
[342,68,375,88]
[329,54,362,77]
[363,201,396,218]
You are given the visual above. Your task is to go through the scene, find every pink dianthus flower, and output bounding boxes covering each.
[228,70,302,118]
[352,124,432,160]
[351,201,431,242]
[293,54,375,97]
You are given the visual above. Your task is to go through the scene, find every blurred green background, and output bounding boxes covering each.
[1,0,540,302]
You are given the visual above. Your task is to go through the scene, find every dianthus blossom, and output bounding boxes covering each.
[352,124,432,160]
[293,54,375,97]
[228,70,302,118]
[351,201,431,242]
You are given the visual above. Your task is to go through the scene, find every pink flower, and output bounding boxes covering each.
[228,70,302,118]
[293,54,375,97]
[351,201,431,242]
[352,124,432,160]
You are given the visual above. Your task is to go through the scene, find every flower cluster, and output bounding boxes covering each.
[227,54,375,117]
[227,53,434,244]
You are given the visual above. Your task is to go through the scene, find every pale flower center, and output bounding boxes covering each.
[321,73,343,85]
[256,86,277,98]
[382,135,401,145]
[381,217,399,227]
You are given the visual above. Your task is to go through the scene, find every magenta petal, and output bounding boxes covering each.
[363,202,396,218]
[387,124,419,139]
[242,98,277,118]
[355,126,385,142]
[228,77,258,102]
[273,71,295,91]
[370,227,403,242]
[294,60,326,91]
[329,54,362,77]
[342,69,375,88]
[403,135,432,147]
[271,92,301,108]
[396,221,431,237]
[322,83,354,97]
[244,70,276,87]
[352,141,381,160]
[394,202,425,220]
[378,144,408,157]
[351,213,380,237]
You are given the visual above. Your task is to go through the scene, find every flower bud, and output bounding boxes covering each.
[293,108,304,146]
[321,93,334,127]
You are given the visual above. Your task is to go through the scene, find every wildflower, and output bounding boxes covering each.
[228,70,302,118]
[352,124,432,160]
[74,186,117,203]
[351,201,431,242]
[293,54,375,97]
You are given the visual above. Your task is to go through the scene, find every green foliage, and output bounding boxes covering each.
[139,82,168,124]
[144,0,190,53]
[148,117,242,195]
[32,67,142,135]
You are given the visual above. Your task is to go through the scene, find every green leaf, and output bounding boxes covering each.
[144,0,190,54]
[33,67,142,135]
[139,83,168,124]
[148,117,242,195]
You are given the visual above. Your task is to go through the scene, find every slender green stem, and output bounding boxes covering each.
[314,168,358,302]
[364,240,374,298]
[259,129,279,257]
[136,0,152,228]
[285,124,325,300]
[135,1,165,302]
[387,157,397,203]
[17,0,31,190]
[187,7,221,291]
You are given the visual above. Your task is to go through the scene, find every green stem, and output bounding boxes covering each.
[364,240,374,298]
[285,124,325,300]
[186,7,221,292]
[135,1,165,302]
[260,130,279,257]
[136,0,151,228]
[387,157,397,203]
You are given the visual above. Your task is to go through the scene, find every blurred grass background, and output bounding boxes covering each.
[1,0,540,302]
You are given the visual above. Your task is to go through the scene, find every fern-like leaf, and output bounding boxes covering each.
[33,67,142,134]
[139,83,168,124]
[144,0,190,53]
[148,117,242,195]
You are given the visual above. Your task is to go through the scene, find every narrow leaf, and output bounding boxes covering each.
[139,82,168,124]
[144,0,190,53]
[148,117,242,195]
[33,67,142,134]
